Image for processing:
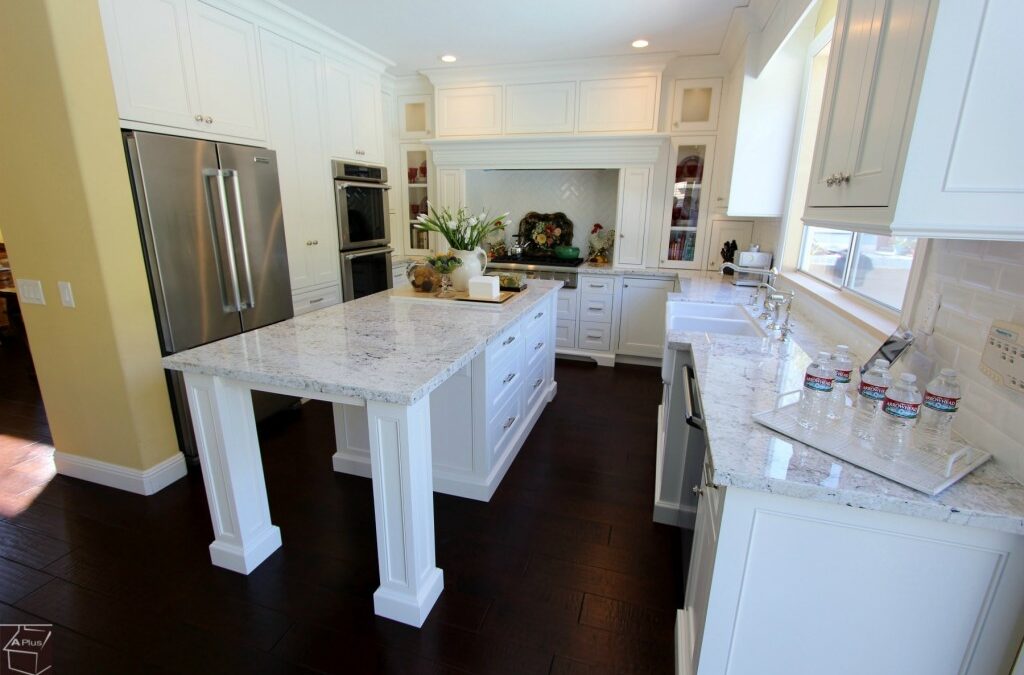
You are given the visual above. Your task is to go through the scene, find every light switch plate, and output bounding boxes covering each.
[980,321,1024,394]
[15,278,45,305]
[58,281,75,308]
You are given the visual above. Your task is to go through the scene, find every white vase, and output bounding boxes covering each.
[449,247,487,291]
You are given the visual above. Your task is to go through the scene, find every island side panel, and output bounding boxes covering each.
[182,372,282,574]
[366,396,444,627]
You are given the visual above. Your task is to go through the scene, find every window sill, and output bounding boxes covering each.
[778,272,898,343]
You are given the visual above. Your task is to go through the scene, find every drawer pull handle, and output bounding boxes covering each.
[588,284,603,289]
[534,311,544,319]
[502,335,516,346]
[502,372,516,385]
[586,332,602,339]
[534,341,543,351]
[503,415,517,430]
[588,304,602,311]
[533,378,543,389]
[309,297,324,304]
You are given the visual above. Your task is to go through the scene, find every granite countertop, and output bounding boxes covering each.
[668,274,1024,535]
[577,263,679,279]
[163,280,562,405]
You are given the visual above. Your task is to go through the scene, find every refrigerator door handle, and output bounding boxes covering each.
[205,169,243,312]
[225,170,256,310]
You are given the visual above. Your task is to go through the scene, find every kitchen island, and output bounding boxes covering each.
[162,280,562,627]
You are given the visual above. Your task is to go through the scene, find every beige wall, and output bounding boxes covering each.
[0,0,178,470]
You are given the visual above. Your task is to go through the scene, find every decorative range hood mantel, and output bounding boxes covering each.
[425,134,669,170]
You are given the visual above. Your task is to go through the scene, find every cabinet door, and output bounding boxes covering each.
[578,77,658,133]
[505,82,576,134]
[670,78,722,133]
[99,0,200,129]
[351,73,383,162]
[323,59,356,159]
[661,137,716,270]
[436,86,503,137]
[705,219,753,272]
[615,167,652,267]
[618,278,675,358]
[808,0,931,207]
[399,94,433,139]
[683,484,721,674]
[188,1,265,140]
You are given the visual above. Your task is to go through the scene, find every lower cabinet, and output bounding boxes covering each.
[330,294,557,501]
[618,277,676,358]
[291,284,341,316]
[681,484,1024,675]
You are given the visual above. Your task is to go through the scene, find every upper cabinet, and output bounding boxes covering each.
[436,86,504,137]
[669,78,722,133]
[399,94,433,139]
[577,76,659,133]
[99,0,265,141]
[324,59,383,163]
[615,167,654,267]
[505,82,576,135]
[805,0,1024,240]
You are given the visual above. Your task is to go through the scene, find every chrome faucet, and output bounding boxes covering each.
[720,262,779,287]
[718,265,796,341]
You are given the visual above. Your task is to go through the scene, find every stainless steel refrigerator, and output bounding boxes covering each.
[124,130,295,459]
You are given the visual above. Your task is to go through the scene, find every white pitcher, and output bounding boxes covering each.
[449,247,487,291]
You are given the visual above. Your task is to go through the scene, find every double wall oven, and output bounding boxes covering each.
[334,160,393,301]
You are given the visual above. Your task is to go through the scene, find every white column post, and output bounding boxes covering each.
[183,372,281,574]
[366,395,444,627]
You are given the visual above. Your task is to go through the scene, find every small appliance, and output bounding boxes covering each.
[733,249,773,287]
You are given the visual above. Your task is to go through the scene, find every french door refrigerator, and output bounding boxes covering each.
[124,130,294,459]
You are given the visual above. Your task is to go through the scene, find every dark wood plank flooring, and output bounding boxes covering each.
[1,335,687,674]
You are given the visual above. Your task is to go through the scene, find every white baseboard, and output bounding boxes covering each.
[54,451,187,495]
[654,500,696,529]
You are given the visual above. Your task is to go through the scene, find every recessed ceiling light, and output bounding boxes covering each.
[440,54,457,63]
[632,39,649,49]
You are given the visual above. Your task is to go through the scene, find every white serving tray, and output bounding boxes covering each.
[752,392,990,496]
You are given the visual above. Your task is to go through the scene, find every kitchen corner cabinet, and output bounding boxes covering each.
[805,0,1024,240]
[669,78,722,133]
[99,0,265,141]
[324,59,383,163]
[617,277,676,358]
[659,137,716,270]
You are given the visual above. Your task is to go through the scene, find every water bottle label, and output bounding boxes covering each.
[924,392,959,413]
[882,397,920,419]
[835,368,853,384]
[858,382,887,400]
[804,373,834,392]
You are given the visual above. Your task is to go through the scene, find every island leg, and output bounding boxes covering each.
[182,372,281,574]
[365,395,444,627]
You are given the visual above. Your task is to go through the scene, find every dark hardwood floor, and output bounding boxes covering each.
[0,338,687,674]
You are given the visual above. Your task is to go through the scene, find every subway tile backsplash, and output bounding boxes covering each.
[916,240,1024,483]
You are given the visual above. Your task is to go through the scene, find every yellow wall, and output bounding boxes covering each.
[0,0,178,470]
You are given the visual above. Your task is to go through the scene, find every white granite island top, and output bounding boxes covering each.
[666,275,1024,535]
[163,280,563,405]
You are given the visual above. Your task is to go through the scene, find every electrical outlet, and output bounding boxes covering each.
[58,281,75,308]
[980,321,1024,395]
[15,279,45,305]
[918,290,941,335]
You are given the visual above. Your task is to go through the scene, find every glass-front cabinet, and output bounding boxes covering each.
[660,136,716,270]
[401,144,434,254]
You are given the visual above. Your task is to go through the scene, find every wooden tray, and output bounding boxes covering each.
[452,291,515,304]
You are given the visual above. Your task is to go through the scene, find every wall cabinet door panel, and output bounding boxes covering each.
[618,277,675,358]
[615,167,653,266]
[577,77,658,133]
[669,78,722,133]
[351,74,383,162]
[323,60,356,159]
[437,86,503,137]
[505,82,576,135]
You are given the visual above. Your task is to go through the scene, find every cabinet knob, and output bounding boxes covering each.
[194,114,203,122]
[312,239,318,245]
[619,233,625,239]
[355,149,365,156]
[306,240,312,246]
[692,485,704,497]
[204,116,213,124]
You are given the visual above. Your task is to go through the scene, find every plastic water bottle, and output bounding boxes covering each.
[917,369,961,453]
[797,351,835,430]
[853,359,892,440]
[828,345,854,420]
[877,373,923,458]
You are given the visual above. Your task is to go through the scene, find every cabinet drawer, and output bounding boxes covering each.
[579,293,613,323]
[293,285,341,315]
[523,356,548,412]
[488,385,523,461]
[523,299,551,332]
[486,345,524,410]
[555,320,576,349]
[579,275,614,295]
[486,319,522,365]
[556,289,577,320]
[578,321,611,352]
[523,316,550,368]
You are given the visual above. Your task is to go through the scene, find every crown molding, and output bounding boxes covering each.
[420,53,675,88]
[426,134,669,170]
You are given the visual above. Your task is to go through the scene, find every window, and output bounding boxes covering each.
[798,228,917,310]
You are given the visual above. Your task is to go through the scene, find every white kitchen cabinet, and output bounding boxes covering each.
[660,137,716,270]
[669,78,722,133]
[435,168,465,215]
[399,94,433,140]
[260,30,338,297]
[577,76,659,133]
[99,0,265,141]
[615,167,653,267]
[402,145,434,254]
[704,219,753,273]
[617,277,676,358]
[324,59,383,163]
[504,82,576,135]
[680,463,721,674]
[805,0,1024,239]
[436,86,503,137]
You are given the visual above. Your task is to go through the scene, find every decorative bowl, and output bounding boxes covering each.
[554,245,580,260]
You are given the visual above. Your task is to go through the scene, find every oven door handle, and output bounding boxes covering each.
[344,248,394,260]
[336,181,391,191]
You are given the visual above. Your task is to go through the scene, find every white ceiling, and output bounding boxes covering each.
[278,0,749,74]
